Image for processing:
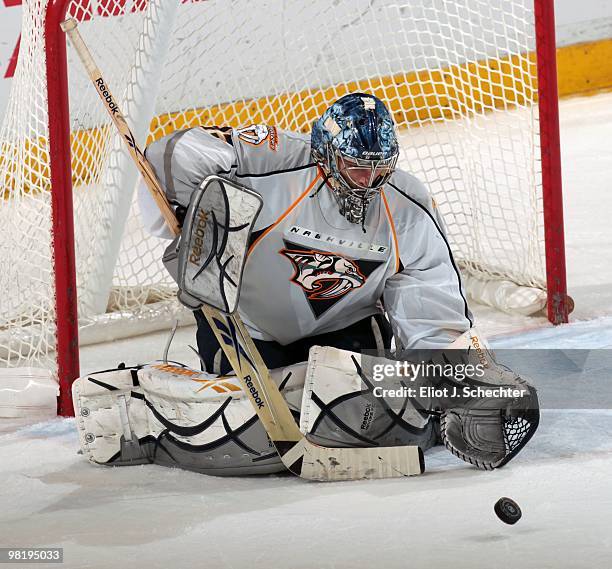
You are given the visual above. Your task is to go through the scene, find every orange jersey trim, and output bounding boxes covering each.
[381,190,400,273]
[247,171,323,258]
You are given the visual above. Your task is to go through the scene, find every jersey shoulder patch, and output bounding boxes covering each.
[232,127,312,176]
[236,124,279,151]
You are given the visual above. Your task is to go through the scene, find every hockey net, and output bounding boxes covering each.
[0,0,566,414]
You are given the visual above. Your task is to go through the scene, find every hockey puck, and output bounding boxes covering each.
[494,497,522,525]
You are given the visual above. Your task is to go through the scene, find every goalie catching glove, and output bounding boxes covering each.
[380,328,540,470]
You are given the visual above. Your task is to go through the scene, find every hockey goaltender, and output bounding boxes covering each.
[71,93,540,477]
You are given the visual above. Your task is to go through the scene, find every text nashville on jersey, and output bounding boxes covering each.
[289,225,388,255]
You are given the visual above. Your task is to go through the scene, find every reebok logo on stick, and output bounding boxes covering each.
[95,77,119,115]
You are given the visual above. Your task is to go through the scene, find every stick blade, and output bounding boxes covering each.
[299,443,424,481]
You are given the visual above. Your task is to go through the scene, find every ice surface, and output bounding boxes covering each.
[1,92,612,568]
[1,404,610,568]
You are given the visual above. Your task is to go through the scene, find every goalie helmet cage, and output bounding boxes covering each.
[0,0,568,416]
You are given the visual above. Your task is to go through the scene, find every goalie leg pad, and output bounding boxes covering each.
[72,366,151,466]
[72,361,306,476]
[300,346,438,450]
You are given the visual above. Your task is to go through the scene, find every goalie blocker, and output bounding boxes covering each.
[163,175,263,314]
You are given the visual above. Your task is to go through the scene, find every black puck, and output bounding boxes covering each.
[494,497,522,525]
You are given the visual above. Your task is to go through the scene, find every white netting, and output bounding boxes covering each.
[0,0,545,380]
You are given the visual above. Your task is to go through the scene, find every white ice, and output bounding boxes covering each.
[1,92,612,568]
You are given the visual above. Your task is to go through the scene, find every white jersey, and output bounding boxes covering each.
[140,125,473,349]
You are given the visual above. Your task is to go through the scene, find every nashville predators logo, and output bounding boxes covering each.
[279,240,384,318]
[281,249,366,300]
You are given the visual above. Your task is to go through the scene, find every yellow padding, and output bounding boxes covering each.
[147,52,537,141]
[556,38,612,97]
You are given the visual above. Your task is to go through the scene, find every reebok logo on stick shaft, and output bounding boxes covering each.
[94,78,119,115]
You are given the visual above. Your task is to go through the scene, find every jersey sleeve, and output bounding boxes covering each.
[144,126,235,207]
[383,174,473,349]
[138,127,236,238]
[139,125,311,239]
[231,125,312,175]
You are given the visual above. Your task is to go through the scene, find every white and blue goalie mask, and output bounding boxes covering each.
[311,93,399,226]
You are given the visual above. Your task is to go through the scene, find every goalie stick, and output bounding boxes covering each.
[62,18,424,481]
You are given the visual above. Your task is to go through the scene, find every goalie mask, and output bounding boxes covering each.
[311,93,399,226]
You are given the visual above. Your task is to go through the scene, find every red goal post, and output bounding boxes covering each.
[534,0,569,325]
[2,0,569,417]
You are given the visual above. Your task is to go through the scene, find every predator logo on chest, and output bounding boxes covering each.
[280,241,385,317]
